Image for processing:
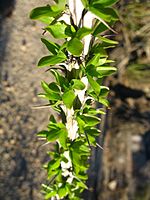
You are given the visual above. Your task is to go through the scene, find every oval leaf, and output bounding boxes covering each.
[62,90,76,109]
[41,38,60,54]
[46,22,69,39]
[76,27,92,40]
[96,66,117,77]
[89,4,119,22]
[71,79,85,90]
[38,52,66,67]
[81,114,101,126]
[87,75,101,96]
[30,5,61,19]
[99,36,118,44]
[92,0,119,7]
[67,38,83,56]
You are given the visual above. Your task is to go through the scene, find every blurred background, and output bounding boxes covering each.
[0,0,150,200]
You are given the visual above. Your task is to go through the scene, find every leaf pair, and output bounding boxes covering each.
[30,0,66,20]
[38,39,66,67]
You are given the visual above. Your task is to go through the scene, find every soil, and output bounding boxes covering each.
[96,1,150,199]
[0,1,53,199]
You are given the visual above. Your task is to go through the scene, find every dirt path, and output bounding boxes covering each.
[0,1,53,199]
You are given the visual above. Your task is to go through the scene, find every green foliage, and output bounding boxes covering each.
[30,0,119,199]
[62,89,76,109]
[91,0,119,7]
[67,38,84,56]
[89,4,118,22]
[38,52,67,67]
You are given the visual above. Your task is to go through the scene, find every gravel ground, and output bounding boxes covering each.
[0,1,54,199]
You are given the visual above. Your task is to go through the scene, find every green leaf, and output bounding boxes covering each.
[105,59,115,63]
[49,115,57,123]
[47,129,61,141]
[100,86,109,97]
[59,41,68,51]
[85,127,101,136]
[38,52,66,67]
[90,45,107,57]
[84,107,105,115]
[99,98,109,107]
[37,130,49,137]
[30,0,66,20]
[77,115,85,133]
[76,180,88,189]
[97,66,117,77]
[62,90,76,109]
[45,190,57,199]
[87,134,96,146]
[30,5,61,20]
[91,0,119,7]
[98,41,117,49]
[67,38,83,56]
[47,168,60,179]
[41,81,61,100]
[49,82,60,93]
[73,96,82,110]
[46,123,66,142]
[41,38,60,54]
[56,0,67,9]
[48,159,61,171]
[41,81,58,94]
[87,75,101,96]
[41,81,51,93]
[76,173,88,181]
[87,55,107,67]
[38,16,54,24]
[80,143,90,153]
[99,58,107,65]
[70,141,90,167]
[69,68,81,80]
[65,25,76,37]
[99,36,118,44]
[71,79,85,90]
[58,185,68,198]
[76,27,92,40]
[48,121,65,130]
[42,184,52,192]
[93,22,108,36]
[86,65,98,77]
[81,114,100,126]
[46,22,69,39]
[59,129,68,148]
[89,4,119,22]
[81,0,89,8]
[87,54,101,66]
[70,151,80,166]
[38,93,60,102]
[50,69,69,90]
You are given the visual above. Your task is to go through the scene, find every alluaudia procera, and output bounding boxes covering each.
[30,0,119,199]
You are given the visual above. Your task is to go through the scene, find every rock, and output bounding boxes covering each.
[108,180,117,191]
[0,128,4,135]
[126,97,135,108]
